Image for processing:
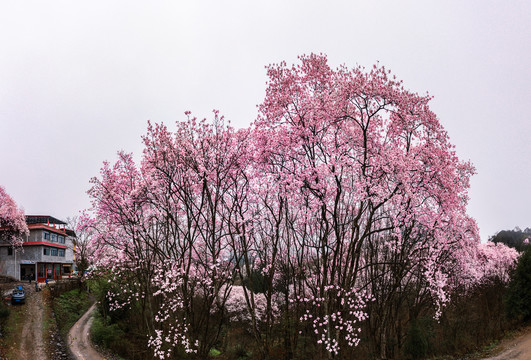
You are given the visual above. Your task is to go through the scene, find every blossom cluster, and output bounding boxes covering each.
[293,285,373,355]
[224,285,279,324]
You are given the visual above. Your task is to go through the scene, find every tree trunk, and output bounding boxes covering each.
[380,331,387,360]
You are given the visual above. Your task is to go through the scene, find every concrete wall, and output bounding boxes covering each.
[65,236,75,265]
[21,246,42,261]
[0,254,17,278]
[26,229,42,242]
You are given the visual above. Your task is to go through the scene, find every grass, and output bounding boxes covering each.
[0,300,25,359]
[481,339,499,353]
[42,288,55,333]
[468,327,528,359]
[52,288,92,338]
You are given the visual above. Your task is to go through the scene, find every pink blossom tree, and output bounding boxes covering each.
[251,54,482,358]
[450,240,519,288]
[83,112,250,358]
[0,185,28,246]
[81,54,519,360]
[140,112,249,357]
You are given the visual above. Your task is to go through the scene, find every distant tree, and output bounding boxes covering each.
[0,185,28,247]
[505,246,531,322]
[489,228,530,252]
[67,215,93,275]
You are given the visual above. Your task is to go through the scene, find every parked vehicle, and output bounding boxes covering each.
[11,286,25,305]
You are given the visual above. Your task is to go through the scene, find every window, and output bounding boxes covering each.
[58,235,65,244]
[8,247,13,256]
[44,231,50,240]
[38,264,45,278]
[51,233,57,242]
[43,248,49,256]
[51,248,58,256]
[58,249,65,257]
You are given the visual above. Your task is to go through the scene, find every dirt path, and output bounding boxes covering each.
[20,283,47,360]
[67,302,107,360]
[5,282,48,360]
[483,327,531,360]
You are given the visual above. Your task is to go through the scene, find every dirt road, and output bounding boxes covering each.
[5,283,48,360]
[483,327,531,360]
[67,302,107,360]
[1,281,106,360]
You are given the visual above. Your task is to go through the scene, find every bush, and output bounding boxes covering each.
[91,314,125,348]
[209,347,221,357]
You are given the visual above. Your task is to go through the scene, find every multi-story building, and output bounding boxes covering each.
[0,215,75,282]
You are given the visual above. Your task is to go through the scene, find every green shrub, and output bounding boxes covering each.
[91,314,125,348]
[209,347,221,356]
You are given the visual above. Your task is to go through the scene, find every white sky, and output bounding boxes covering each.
[0,1,530,241]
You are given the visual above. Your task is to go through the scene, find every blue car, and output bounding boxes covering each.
[11,286,25,305]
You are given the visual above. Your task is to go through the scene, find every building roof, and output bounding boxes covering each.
[25,215,67,225]
[27,224,68,236]
[64,229,76,237]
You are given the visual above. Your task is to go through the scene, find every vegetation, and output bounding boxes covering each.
[52,288,92,338]
[80,55,525,359]
[0,186,29,247]
[505,245,531,322]
[85,277,522,360]
[489,227,531,252]
[0,296,24,358]
[85,276,148,359]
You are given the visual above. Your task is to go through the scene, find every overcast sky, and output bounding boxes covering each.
[1,1,530,241]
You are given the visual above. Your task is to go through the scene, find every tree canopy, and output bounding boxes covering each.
[81,54,518,359]
[0,185,28,246]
